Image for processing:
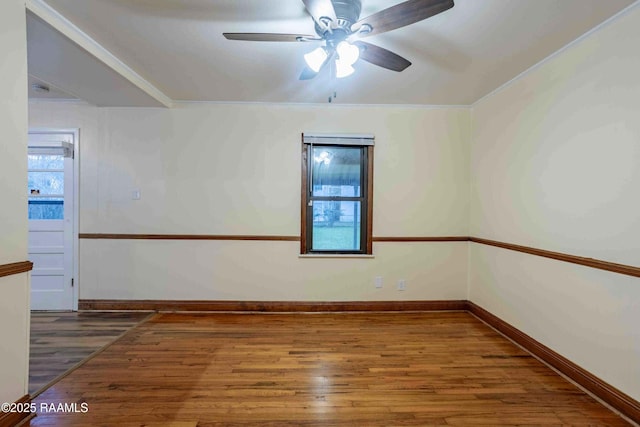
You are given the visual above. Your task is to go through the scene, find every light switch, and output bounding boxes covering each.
[132,190,141,200]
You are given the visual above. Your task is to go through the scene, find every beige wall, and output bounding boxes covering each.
[0,0,31,404]
[0,274,31,402]
[29,102,471,301]
[26,0,640,405]
[469,6,640,400]
[1,0,28,265]
[79,240,467,301]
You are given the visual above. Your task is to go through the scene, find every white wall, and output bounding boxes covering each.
[469,5,640,401]
[0,0,31,404]
[29,102,471,301]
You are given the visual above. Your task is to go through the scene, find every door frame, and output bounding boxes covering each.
[28,128,80,310]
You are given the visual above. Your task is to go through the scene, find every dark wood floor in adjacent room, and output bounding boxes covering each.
[26,311,630,426]
[29,311,151,395]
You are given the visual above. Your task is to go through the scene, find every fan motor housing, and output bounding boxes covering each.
[333,0,362,26]
[315,0,362,35]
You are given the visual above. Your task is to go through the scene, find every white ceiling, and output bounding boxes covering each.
[27,11,167,107]
[27,0,636,106]
[28,75,77,100]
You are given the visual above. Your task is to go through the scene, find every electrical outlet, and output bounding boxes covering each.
[374,276,383,289]
[397,280,406,291]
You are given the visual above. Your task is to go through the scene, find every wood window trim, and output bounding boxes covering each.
[300,141,373,255]
[365,144,373,254]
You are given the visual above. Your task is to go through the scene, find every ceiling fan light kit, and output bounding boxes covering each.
[335,59,355,78]
[336,41,360,65]
[223,0,454,80]
[304,47,329,72]
[303,40,360,78]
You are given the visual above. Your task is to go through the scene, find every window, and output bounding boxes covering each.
[28,154,65,220]
[301,134,374,254]
[27,140,73,220]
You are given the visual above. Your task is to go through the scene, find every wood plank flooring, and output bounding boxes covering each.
[26,312,630,426]
[29,311,151,395]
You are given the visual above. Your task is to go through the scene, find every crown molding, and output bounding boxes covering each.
[471,0,640,108]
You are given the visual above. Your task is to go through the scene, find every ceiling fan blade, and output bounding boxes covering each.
[299,66,319,80]
[301,0,337,28]
[223,33,318,42]
[353,0,454,38]
[354,41,411,72]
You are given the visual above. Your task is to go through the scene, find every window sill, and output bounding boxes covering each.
[299,254,375,259]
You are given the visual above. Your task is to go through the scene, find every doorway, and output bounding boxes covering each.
[28,130,78,311]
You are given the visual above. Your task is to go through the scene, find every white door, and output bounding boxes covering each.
[28,132,75,311]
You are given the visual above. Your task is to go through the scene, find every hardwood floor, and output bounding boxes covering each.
[26,312,630,426]
[29,311,151,395]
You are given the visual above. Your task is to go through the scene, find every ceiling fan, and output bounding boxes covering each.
[223,0,454,80]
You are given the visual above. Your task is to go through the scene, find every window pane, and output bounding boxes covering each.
[28,171,64,195]
[312,201,361,251]
[28,154,64,170]
[312,146,361,197]
[28,198,64,220]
